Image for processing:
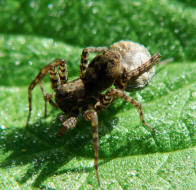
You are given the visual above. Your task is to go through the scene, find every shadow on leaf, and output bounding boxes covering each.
[1,104,129,187]
[0,100,170,187]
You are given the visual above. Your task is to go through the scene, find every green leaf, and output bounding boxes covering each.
[0,0,196,189]
[0,34,195,189]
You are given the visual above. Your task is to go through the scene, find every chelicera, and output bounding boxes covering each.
[26,41,161,186]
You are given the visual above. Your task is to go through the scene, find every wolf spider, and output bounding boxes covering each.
[26,41,161,186]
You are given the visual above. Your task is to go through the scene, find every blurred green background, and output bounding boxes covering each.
[0,0,196,61]
[0,0,196,189]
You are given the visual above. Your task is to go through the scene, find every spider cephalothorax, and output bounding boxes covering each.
[82,50,122,93]
[26,40,161,186]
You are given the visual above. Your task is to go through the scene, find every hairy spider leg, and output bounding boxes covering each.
[57,116,77,137]
[39,81,58,118]
[26,59,66,127]
[80,47,108,78]
[95,93,114,110]
[58,59,68,84]
[40,59,67,117]
[49,64,61,90]
[106,88,156,132]
[83,109,100,186]
[115,53,161,89]
[128,53,161,79]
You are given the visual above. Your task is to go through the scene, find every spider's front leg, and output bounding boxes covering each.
[83,109,100,186]
[80,46,108,78]
[26,59,68,127]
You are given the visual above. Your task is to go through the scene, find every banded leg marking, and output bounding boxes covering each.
[80,46,108,78]
[59,60,68,84]
[95,92,114,110]
[80,49,88,78]
[26,59,66,127]
[115,53,161,90]
[57,117,77,138]
[84,109,100,186]
[108,89,156,132]
[49,65,60,91]
[127,53,161,80]
[48,59,67,90]
[49,59,68,89]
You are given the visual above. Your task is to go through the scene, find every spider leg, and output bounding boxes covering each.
[115,53,161,89]
[128,53,161,79]
[26,59,65,127]
[83,109,100,186]
[57,116,77,138]
[95,93,114,110]
[58,59,68,84]
[96,88,156,132]
[108,89,156,132]
[80,46,108,78]
[39,81,58,117]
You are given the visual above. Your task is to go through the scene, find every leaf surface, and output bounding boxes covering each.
[0,0,196,189]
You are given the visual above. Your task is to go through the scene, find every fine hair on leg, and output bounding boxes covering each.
[83,109,100,186]
[26,59,66,127]
[107,88,156,132]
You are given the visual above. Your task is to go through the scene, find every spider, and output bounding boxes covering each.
[26,41,161,186]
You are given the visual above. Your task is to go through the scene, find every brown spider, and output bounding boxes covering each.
[26,41,161,186]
